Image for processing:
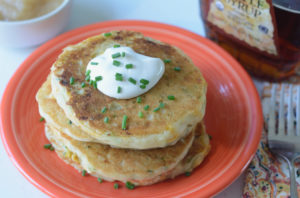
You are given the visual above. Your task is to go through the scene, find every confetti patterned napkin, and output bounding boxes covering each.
[243,83,300,198]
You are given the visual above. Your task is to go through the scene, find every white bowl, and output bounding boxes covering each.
[0,0,72,48]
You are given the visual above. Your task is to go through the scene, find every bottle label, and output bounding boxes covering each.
[207,0,278,55]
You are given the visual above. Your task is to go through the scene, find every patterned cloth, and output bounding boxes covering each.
[243,83,300,198]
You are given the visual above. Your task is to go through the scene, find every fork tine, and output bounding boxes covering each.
[287,85,294,136]
[297,86,300,136]
[268,84,277,135]
[278,84,285,136]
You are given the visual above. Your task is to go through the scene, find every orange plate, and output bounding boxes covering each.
[0,20,262,198]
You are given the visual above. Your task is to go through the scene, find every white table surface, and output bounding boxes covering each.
[0,0,245,197]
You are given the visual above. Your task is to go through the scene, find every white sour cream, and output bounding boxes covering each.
[86,46,165,99]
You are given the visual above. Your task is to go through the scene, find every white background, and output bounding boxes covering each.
[0,0,244,197]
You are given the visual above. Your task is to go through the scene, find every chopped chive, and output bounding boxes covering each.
[44,144,52,149]
[85,75,90,81]
[93,81,97,89]
[185,172,191,176]
[81,82,86,88]
[68,120,72,124]
[97,177,103,183]
[91,62,98,65]
[70,77,74,85]
[89,80,94,85]
[117,86,122,93]
[140,79,149,85]
[49,146,54,151]
[104,117,109,123]
[128,77,137,85]
[122,115,128,130]
[121,52,125,57]
[95,76,103,81]
[159,102,165,108]
[103,32,112,37]
[138,111,144,118]
[167,95,175,100]
[140,84,146,89]
[164,59,171,63]
[147,170,153,173]
[126,181,135,190]
[174,67,181,71]
[112,52,121,59]
[113,60,121,66]
[125,64,133,69]
[85,70,91,76]
[39,117,45,122]
[82,170,87,176]
[113,44,120,48]
[115,73,123,81]
[136,96,142,103]
[208,135,212,140]
[144,105,150,110]
[101,107,107,113]
[153,107,160,112]
[114,183,119,189]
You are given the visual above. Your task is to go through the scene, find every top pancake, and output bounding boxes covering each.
[51,30,207,149]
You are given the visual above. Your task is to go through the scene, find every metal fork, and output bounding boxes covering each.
[267,83,300,198]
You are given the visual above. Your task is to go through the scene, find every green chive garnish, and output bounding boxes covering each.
[167,95,175,100]
[140,84,146,89]
[85,70,91,76]
[97,177,103,183]
[95,76,102,81]
[104,117,109,123]
[138,111,144,118]
[91,62,98,65]
[49,146,54,151]
[147,170,153,173]
[125,64,133,69]
[101,107,107,113]
[159,102,165,108]
[136,96,142,103]
[185,172,191,176]
[70,77,74,85]
[122,115,128,130]
[112,52,121,59]
[153,107,160,112]
[89,80,94,85]
[117,86,122,93]
[115,73,123,81]
[82,170,87,176]
[85,75,90,82]
[39,117,45,122]
[113,60,121,66]
[81,82,86,88]
[68,120,72,124]
[208,135,212,140]
[121,52,125,57]
[174,67,181,71]
[164,59,171,63]
[125,181,135,190]
[113,44,120,48]
[93,81,97,89]
[129,77,137,85]
[114,183,119,189]
[44,144,52,149]
[140,79,149,85]
[144,105,150,110]
[103,32,112,37]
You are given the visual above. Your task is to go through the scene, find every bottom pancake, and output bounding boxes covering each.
[45,122,210,186]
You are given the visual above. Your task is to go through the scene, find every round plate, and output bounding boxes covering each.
[0,20,262,198]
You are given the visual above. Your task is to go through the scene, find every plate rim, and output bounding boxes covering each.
[0,19,263,198]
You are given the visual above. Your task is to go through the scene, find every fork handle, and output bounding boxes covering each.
[279,154,299,198]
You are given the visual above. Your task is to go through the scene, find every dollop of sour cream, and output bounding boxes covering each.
[86,46,165,99]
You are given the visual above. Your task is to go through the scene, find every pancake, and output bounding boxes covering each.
[50,30,207,149]
[45,122,210,186]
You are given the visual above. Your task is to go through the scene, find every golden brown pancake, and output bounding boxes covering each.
[50,30,207,149]
[45,122,210,186]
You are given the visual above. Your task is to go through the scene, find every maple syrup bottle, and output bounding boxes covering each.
[200,0,300,81]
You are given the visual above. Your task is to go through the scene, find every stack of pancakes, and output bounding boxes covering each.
[36,31,210,186]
